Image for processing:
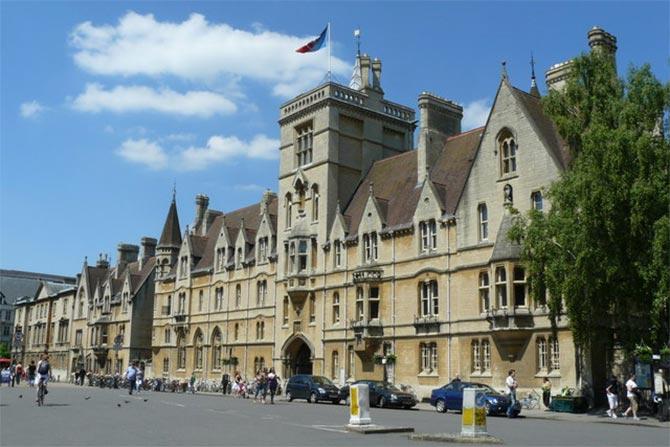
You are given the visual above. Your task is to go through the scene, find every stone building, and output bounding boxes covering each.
[150,26,613,398]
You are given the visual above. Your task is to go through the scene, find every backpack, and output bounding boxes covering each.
[38,361,49,375]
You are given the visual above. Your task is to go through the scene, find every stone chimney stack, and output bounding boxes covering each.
[260,190,277,215]
[371,58,383,92]
[141,237,157,259]
[203,209,223,235]
[96,253,109,269]
[360,54,371,89]
[193,194,209,234]
[116,243,139,274]
[416,92,463,185]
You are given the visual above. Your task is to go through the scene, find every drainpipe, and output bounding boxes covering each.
[391,231,396,384]
[446,221,452,379]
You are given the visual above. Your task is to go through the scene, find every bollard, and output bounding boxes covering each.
[348,383,371,426]
[461,387,487,437]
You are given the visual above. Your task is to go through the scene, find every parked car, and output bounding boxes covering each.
[339,380,417,409]
[285,374,340,404]
[430,380,512,416]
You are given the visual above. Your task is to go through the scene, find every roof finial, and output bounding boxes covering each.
[368,181,374,196]
[501,60,508,80]
[336,199,342,214]
[530,52,540,97]
[354,28,361,57]
[172,180,176,203]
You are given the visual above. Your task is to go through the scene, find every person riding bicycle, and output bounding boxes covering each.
[36,353,51,402]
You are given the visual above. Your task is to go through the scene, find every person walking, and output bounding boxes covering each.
[10,361,16,387]
[506,369,518,418]
[125,362,137,395]
[606,374,620,418]
[190,372,196,394]
[541,377,552,410]
[221,372,230,395]
[79,367,86,386]
[135,365,144,394]
[623,373,640,420]
[15,362,23,386]
[27,361,36,387]
[267,368,278,404]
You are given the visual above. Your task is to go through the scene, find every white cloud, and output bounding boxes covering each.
[234,183,267,192]
[178,134,278,171]
[462,98,491,130]
[116,138,168,170]
[70,12,349,98]
[20,100,45,118]
[162,132,196,143]
[116,134,278,171]
[72,83,236,117]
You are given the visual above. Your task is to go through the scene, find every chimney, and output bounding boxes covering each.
[193,194,209,234]
[116,243,139,274]
[260,190,277,216]
[96,253,110,269]
[416,92,463,184]
[203,209,223,235]
[141,237,157,259]
[360,54,371,89]
[588,26,617,56]
[371,58,383,92]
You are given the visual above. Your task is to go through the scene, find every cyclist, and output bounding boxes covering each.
[35,353,51,403]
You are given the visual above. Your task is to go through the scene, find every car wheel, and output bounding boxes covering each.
[332,399,340,405]
[286,391,293,402]
[435,399,447,413]
[378,397,387,408]
[309,392,318,404]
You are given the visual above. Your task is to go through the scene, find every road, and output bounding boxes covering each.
[0,384,667,446]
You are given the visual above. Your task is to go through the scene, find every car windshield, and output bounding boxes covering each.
[469,384,499,394]
[380,383,402,392]
[312,376,334,386]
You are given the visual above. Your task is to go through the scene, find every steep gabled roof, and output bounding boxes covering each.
[85,266,108,299]
[158,199,182,248]
[489,212,522,262]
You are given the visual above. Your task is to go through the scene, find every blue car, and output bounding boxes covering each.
[430,380,511,416]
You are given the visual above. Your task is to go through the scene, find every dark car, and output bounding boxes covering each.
[285,374,341,404]
[339,380,417,409]
[430,380,511,416]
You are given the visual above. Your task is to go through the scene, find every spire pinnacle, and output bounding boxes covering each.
[530,52,540,97]
[172,180,176,203]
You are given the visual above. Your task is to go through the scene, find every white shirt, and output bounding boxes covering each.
[626,379,637,398]
[506,375,516,394]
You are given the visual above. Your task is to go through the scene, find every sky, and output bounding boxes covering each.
[1,1,668,276]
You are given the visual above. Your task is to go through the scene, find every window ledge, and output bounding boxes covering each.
[470,372,493,378]
[418,371,439,378]
[534,370,561,378]
[282,324,289,329]
[497,174,519,183]
[308,322,316,327]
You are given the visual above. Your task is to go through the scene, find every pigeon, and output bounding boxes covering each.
[84,396,91,400]
[124,400,130,404]
[143,399,148,402]
[117,403,121,407]
[18,394,22,399]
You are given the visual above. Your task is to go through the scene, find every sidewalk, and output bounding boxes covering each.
[413,401,669,429]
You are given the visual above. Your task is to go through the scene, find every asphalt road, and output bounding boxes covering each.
[0,384,667,446]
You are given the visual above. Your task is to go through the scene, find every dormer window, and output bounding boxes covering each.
[334,240,342,268]
[179,256,189,278]
[498,130,517,176]
[258,237,268,263]
[236,247,243,267]
[296,122,313,167]
[419,219,437,252]
[216,248,226,271]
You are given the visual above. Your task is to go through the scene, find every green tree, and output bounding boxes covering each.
[0,342,10,359]
[509,51,670,353]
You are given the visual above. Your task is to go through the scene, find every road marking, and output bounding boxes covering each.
[311,425,350,434]
[159,400,185,407]
[205,408,250,417]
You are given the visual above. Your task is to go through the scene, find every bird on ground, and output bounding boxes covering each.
[18,394,22,399]
[84,396,91,400]
[143,398,148,402]
[117,403,121,407]
[124,400,130,404]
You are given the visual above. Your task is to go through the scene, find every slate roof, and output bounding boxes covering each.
[489,212,523,262]
[158,199,182,248]
[0,270,75,305]
[343,127,484,235]
[85,266,109,300]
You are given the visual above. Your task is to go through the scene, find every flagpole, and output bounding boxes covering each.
[328,22,332,81]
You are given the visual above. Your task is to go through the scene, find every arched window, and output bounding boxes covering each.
[498,129,517,176]
[309,294,316,323]
[311,184,319,222]
[495,266,507,308]
[193,330,203,370]
[212,328,222,370]
[531,191,543,211]
[332,351,339,380]
[478,203,488,241]
[285,193,293,228]
[177,335,186,370]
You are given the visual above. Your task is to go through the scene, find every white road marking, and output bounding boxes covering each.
[311,425,350,434]
[159,400,185,407]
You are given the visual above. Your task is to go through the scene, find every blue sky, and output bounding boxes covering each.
[1,1,668,276]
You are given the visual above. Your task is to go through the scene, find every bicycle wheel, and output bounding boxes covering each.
[37,385,45,406]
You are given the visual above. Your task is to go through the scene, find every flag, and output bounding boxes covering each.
[295,26,328,53]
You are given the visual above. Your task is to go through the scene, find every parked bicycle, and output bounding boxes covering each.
[520,389,541,410]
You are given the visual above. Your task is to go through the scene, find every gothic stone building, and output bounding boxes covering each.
[151,27,616,398]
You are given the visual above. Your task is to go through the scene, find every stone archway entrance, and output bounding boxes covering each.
[283,336,313,377]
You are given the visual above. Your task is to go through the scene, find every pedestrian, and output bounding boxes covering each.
[136,366,144,394]
[254,370,262,402]
[125,362,137,395]
[15,362,23,386]
[267,368,278,404]
[541,377,552,410]
[10,361,16,387]
[190,372,196,394]
[506,369,519,418]
[79,367,86,386]
[1,366,10,386]
[221,372,230,395]
[27,361,36,387]
[623,373,640,420]
[606,374,620,418]
[260,369,268,404]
